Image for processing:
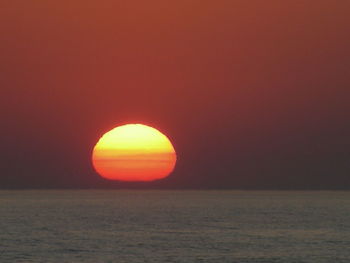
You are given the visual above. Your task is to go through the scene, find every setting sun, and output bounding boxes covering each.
[92,124,176,181]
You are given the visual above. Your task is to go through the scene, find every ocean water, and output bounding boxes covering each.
[0,190,349,263]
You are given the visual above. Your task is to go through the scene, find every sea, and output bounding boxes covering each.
[0,190,349,263]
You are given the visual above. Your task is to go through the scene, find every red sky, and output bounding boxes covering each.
[1,0,349,189]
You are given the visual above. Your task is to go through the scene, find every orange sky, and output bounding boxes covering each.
[0,1,349,188]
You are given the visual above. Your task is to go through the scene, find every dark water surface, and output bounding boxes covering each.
[0,190,349,262]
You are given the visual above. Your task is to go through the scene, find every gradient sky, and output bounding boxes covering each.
[1,0,349,189]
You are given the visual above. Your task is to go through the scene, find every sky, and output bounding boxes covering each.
[1,0,349,189]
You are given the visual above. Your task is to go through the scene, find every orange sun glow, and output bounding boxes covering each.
[92,124,177,181]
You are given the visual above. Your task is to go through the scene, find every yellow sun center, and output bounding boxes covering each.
[92,124,176,181]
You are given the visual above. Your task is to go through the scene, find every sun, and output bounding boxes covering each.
[92,124,177,182]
